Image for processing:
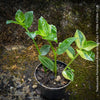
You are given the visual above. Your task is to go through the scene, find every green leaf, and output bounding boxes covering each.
[56,37,77,55]
[37,16,57,42]
[74,29,86,49]
[43,25,57,42]
[66,46,75,59]
[62,69,74,81]
[38,55,54,72]
[6,20,19,24]
[34,31,40,35]
[24,11,33,28]
[25,31,36,39]
[83,41,98,51]
[76,49,95,61]
[15,9,25,23]
[38,16,49,36]
[40,45,50,56]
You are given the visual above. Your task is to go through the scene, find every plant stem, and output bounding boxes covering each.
[24,28,48,73]
[25,28,29,33]
[32,38,48,72]
[33,39,41,55]
[25,28,41,55]
[64,53,79,71]
[48,41,57,76]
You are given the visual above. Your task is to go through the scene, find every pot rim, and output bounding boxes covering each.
[34,60,71,90]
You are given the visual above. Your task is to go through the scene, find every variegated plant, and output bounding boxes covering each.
[6,10,98,81]
[62,30,98,81]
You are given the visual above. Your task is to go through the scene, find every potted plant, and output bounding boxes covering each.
[6,10,98,100]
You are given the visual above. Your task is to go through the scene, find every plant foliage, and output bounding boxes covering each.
[6,10,98,82]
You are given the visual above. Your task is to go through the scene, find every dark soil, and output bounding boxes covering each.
[36,61,70,88]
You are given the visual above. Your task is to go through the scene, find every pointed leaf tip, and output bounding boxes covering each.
[83,41,98,51]
[15,9,25,23]
[77,49,95,61]
[75,29,86,49]
[24,11,34,28]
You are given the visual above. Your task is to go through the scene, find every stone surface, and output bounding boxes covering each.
[55,75,61,82]
[4,45,26,51]
[32,85,38,89]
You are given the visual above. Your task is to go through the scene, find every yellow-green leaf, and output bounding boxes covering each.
[83,41,98,51]
[38,16,57,42]
[66,46,75,59]
[76,49,95,61]
[75,29,86,49]
[62,70,74,81]
[15,9,25,23]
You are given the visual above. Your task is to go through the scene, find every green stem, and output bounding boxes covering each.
[48,41,57,76]
[33,39,41,55]
[64,53,79,71]
[25,27,29,33]
[25,28,47,73]
[25,28,41,55]
[24,28,48,73]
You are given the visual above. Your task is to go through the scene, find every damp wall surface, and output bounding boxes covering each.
[0,0,99,45]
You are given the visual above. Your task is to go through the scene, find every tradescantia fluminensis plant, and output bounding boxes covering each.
[6,10,98,81]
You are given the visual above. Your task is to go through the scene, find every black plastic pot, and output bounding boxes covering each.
[34,61,71,100]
